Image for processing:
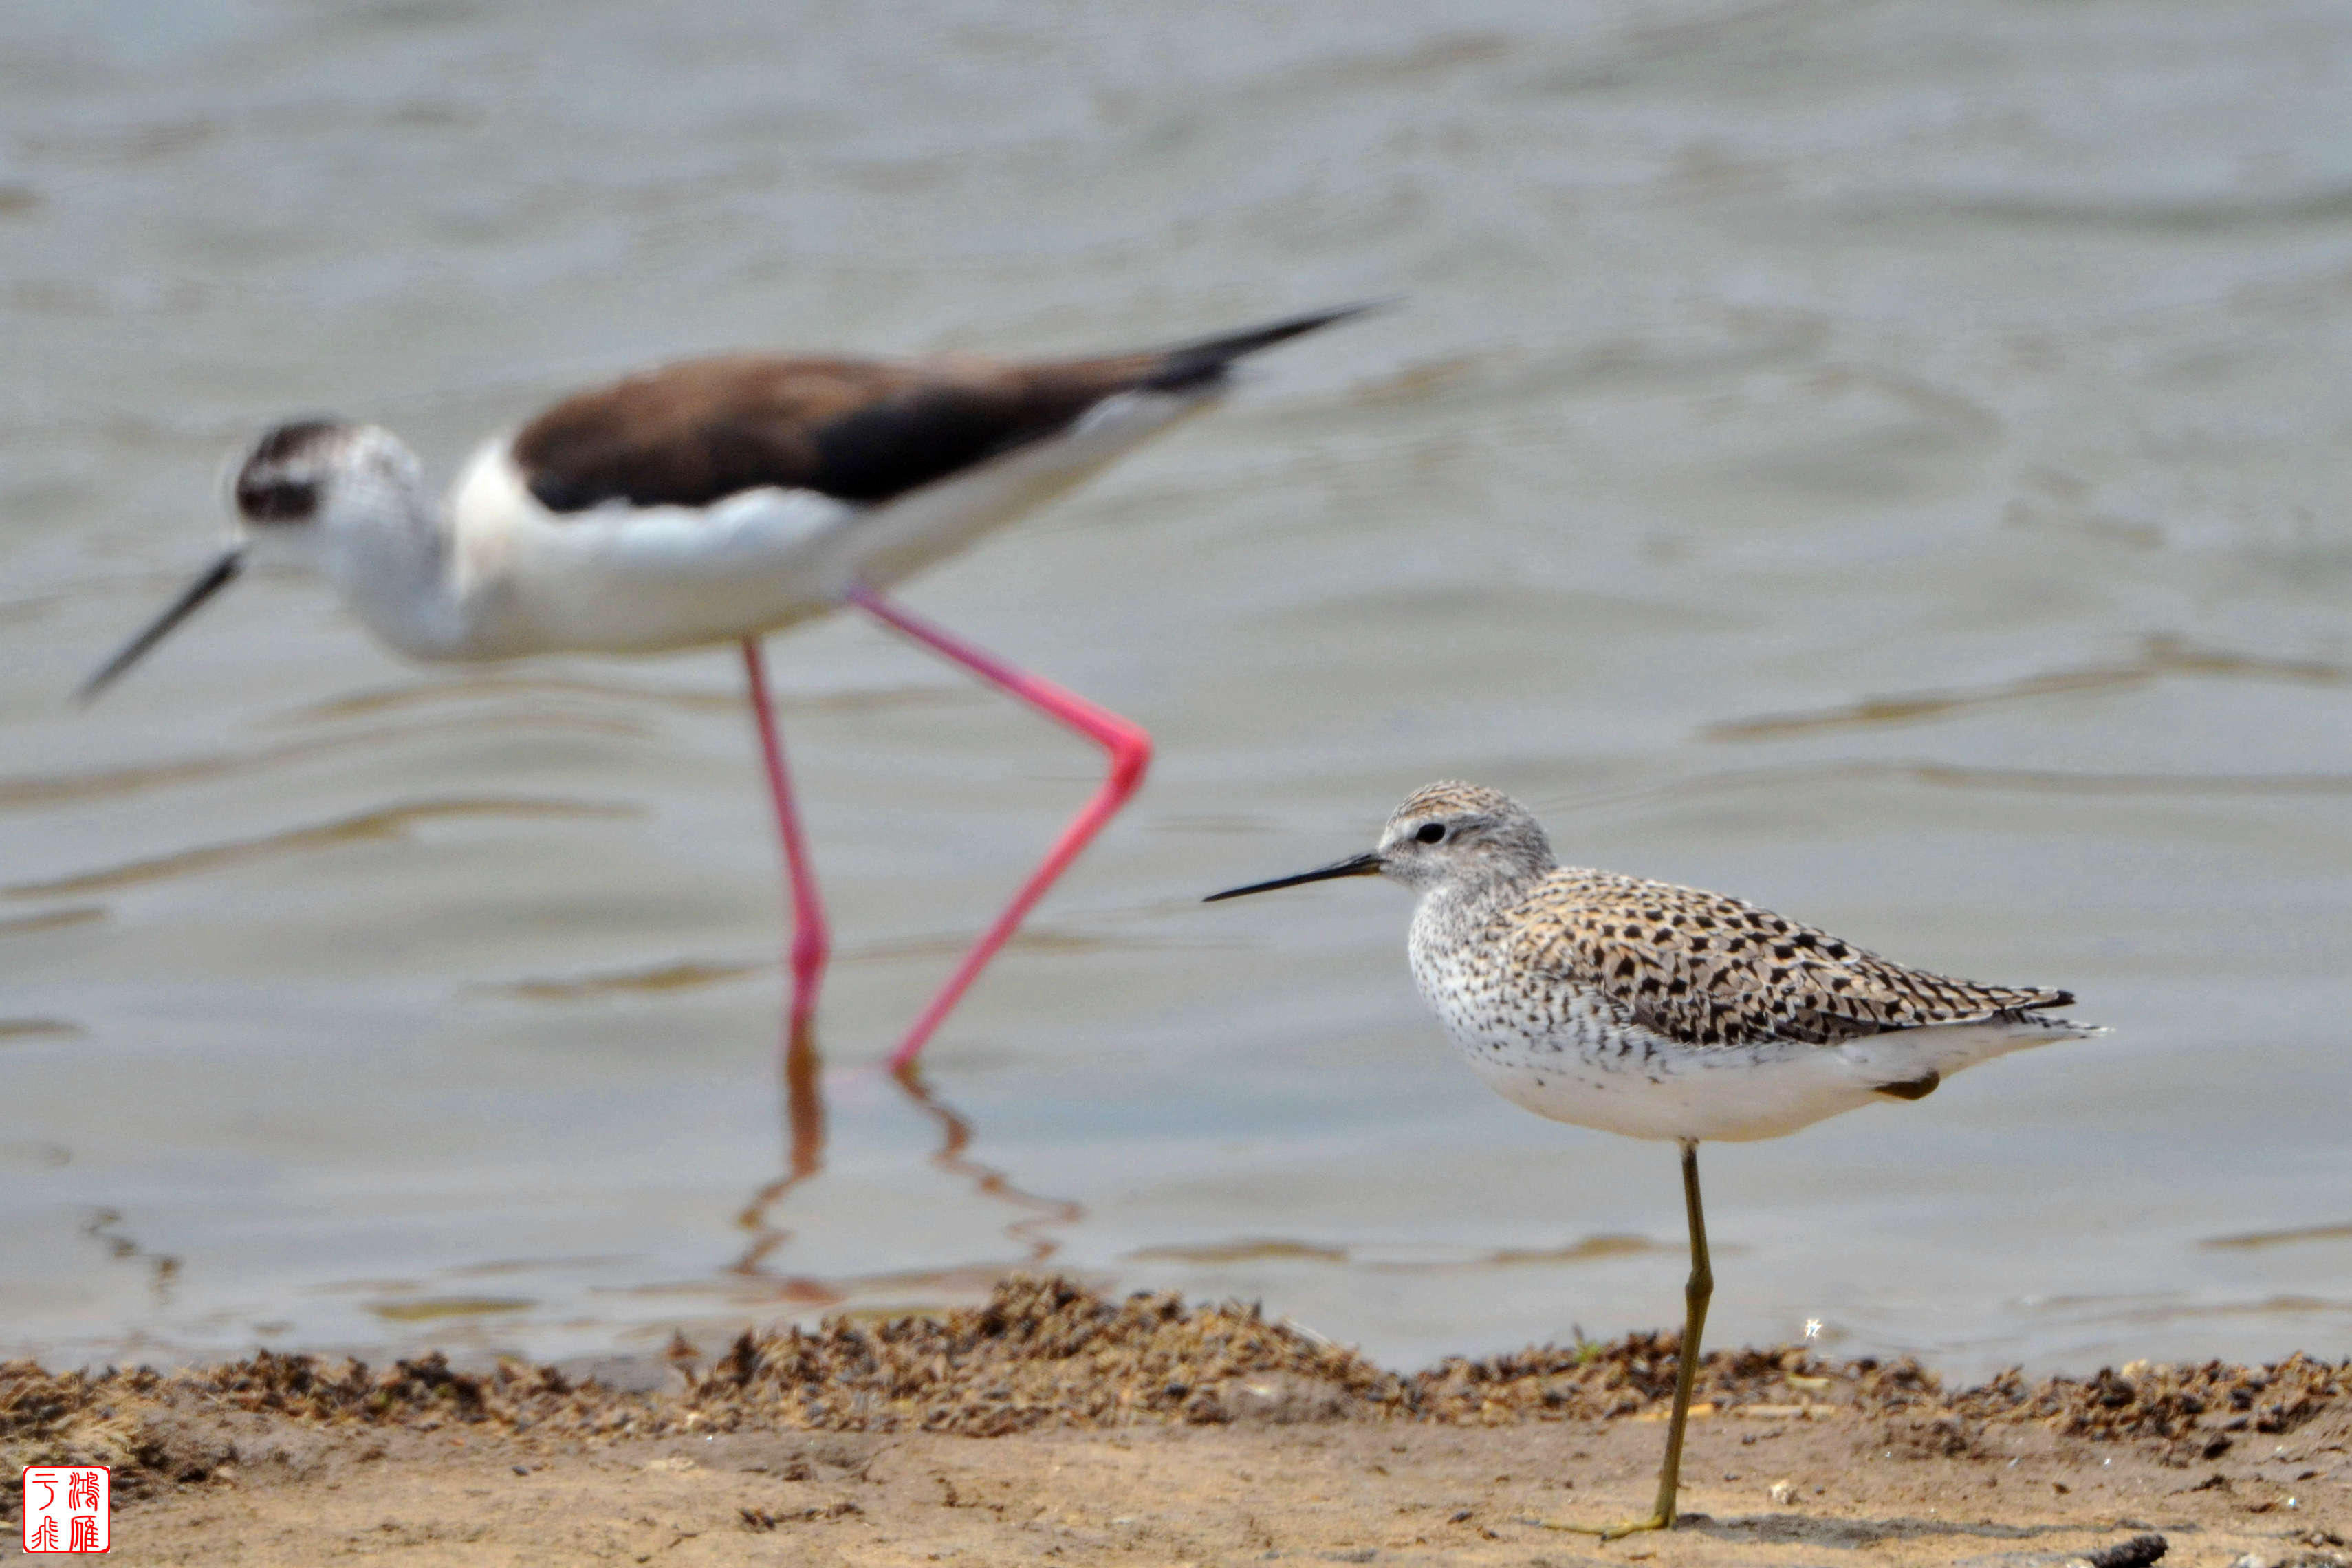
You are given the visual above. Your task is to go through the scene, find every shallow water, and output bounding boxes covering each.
[3,0,2350,1378]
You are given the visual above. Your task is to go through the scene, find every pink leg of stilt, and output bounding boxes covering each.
[847,585,1152,1072]
[741,638,831,1041]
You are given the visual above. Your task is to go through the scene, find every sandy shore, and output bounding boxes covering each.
[6,1277,2345,1565]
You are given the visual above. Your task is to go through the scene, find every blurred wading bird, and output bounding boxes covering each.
[83,305,1373,1067]
[1207,782,2099,1538]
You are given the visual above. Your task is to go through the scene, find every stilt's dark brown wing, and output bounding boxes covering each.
[512,305,1373,514]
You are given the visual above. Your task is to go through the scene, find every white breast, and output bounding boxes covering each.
[441,443,856,657]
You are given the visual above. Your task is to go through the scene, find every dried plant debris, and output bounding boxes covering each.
[1406,1336,2345,1449]
[1,1363,171,1492]
[679,1274,1411,1433]
[1407,1333,1848,1422]
[1946,1355,2347,1447]
[0,1351,660,1517]
[182,1349,640,1436]
[5,1276,2346,1510]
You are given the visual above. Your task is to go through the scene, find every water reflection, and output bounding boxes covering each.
[2199,1221,2352,1252]
[1126,1233,1670,1271]
[83,1207,178,1308]
[728,1017,835,1303]
[890,1061,1083,1269]
[0,1019,83,1041]
[0,714,642,814]
[1703,635,2347,741]
[479,959,765,1002]
[1544,758,2352,827]
[0,907,105,939]
[727,1012,1083,1303]
[2,796,635,899]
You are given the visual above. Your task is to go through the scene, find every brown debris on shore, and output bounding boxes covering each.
[1,1349,657,1510]
[1950,1353,2350,1447]
[679,1274,1408,1432]
[6,1272,2346,1513]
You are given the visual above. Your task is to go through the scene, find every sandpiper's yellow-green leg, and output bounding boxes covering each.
[1550,1140,1712,1540]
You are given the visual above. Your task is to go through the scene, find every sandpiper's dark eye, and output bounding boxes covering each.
[1416,822,1446,844]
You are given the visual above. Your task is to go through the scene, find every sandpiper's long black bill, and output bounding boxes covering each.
[1204,851,1384,902]
[76,548,245,704]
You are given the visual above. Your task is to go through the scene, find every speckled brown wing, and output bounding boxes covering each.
[1502,869,2073,1049]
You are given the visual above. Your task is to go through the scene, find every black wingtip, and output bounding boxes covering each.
[1147,300,1393,391]
[1871,1069,1941,1102]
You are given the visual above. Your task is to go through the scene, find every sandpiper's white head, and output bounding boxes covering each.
[1205,781,1556,905]
[79,419,436,699]
[1371,782,1555,893]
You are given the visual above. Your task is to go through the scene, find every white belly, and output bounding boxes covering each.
[1409,933,2089,1144]
[437,389,1210,659]
[1450,1013,2080,1143]
[1452,1029,1824,1142]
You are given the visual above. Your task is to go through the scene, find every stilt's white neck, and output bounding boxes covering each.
[277,431,474,660]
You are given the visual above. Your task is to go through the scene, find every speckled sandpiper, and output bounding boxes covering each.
[1208,781,2100,1539]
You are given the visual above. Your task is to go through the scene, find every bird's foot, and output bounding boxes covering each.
[1536,1511,1671,1542]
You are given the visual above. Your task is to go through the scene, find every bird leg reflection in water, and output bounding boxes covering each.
[729,1014,840,1304]
[730,1019,1085,1293]
[890,1063,1083,1267]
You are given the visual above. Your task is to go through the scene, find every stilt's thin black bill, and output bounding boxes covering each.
[76,548,245,704]
[1204,851,1384,902]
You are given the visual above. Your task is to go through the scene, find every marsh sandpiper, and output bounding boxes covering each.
[1209,781,2099,1537]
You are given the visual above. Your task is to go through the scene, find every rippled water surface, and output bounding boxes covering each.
[4,0,2351,1378]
